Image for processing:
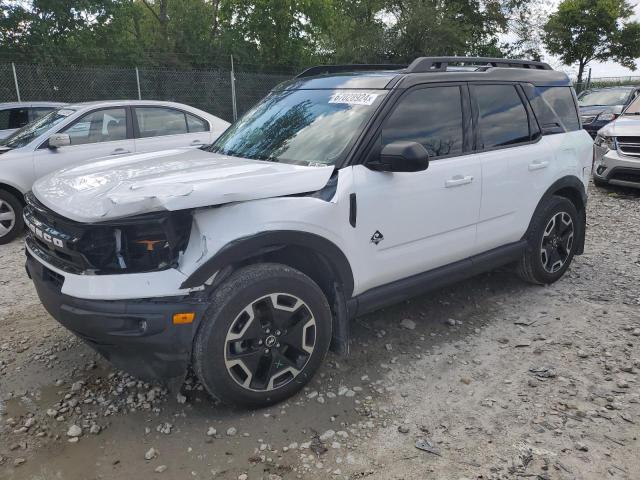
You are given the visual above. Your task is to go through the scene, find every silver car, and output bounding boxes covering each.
[593,94,640,189]
[0,102,65,140]
[0,100,230,244]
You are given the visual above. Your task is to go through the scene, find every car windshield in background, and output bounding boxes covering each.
[623,95,640,115]
[578,89,631,107]
[1,108,75,149]
[208,89,387,166]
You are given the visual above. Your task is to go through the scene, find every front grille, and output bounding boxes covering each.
[610,169,640,184]
[617,137,640,157]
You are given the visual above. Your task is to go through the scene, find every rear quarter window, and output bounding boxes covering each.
[527,86,580,133]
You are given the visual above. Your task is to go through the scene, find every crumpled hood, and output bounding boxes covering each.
[32,148,335,223]
[597,114,640,137]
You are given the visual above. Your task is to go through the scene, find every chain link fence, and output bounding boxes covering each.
[574,76,640,94]
[0,62,294,122]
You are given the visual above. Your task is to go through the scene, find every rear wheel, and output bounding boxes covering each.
[193,263,332,408]
[517,195,578,285]
[0,190,23,245]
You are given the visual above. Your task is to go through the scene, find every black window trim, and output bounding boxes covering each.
[37,106,134,150]
[353,81,472,168]
[132,105,210,139]
[468,81,543,154]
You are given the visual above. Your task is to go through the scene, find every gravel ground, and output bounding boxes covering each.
[1,183,639,480]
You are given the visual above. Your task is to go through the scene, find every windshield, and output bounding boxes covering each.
[1,108,75,149]
[207,89,387,166]
[623,95,640,115]
[578,89,631,107]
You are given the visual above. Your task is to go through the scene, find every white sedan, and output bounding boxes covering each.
[0,100,230,244]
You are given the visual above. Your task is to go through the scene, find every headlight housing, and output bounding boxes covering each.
[597,112,617,122]
[595,134,617,151]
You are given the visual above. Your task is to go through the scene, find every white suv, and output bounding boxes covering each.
[24,57,593,407]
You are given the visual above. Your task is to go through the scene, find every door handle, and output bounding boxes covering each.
[445,175,474,188]
[528,160,549,171]
[110,148,130,155]
[190,139,204,146]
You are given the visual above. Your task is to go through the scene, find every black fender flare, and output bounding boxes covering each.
[523,175,587,254]
[180,230,355,297]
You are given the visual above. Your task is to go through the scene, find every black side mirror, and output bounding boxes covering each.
[367,141,430,172]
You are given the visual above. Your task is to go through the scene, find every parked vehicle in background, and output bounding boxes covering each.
[593,94,640,189]
[578,86,640,137]
[0,100,230,244]
[23,57,593,408]
[0,102,65,140]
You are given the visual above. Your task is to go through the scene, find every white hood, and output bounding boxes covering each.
[598,114,640,137]
[32,148,335,223]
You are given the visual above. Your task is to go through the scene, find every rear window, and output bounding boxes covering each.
[472,84,531,149]
[527,86,580,133]
[0,107,29,130]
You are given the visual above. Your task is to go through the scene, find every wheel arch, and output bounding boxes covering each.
[525,175,587,255]
[182,231,355,355]
[0,183,26,206]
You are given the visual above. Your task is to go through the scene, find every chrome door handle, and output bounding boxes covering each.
[445,175,474,188]
[110,148,130,155]
[528,160,549,171]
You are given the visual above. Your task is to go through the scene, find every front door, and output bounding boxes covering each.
[34,107,134,179]
[353,84,481,294]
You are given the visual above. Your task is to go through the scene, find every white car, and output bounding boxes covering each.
[0,100,230,243]
[24,58,593,408]
[0,102,65,140]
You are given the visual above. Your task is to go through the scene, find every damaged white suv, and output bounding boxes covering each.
[25,57,593,407]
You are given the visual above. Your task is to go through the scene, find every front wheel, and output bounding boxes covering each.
[193,263,332,408]
[517,195,578,285]
[0,190,23,245]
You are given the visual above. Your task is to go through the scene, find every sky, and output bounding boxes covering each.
[540,1,640,78]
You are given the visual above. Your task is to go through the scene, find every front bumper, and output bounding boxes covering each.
[593,146,640,188]
[26,252,209,381]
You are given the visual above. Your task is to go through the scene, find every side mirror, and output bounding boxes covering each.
[48,133,70,149]
[367,141,430,172]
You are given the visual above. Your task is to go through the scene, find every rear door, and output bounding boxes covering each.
[33,107,135,179]
[471,83,554,252]
[133,106,212,153]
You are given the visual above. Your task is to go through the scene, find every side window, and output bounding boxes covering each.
[0,108,29,130]
[381,86,464,158]
[528,86,580,132]
[136,107,189,138]
[472,84,531,149]
[62,108,127,145]
[186,113,208,133]
[29,107,55,122]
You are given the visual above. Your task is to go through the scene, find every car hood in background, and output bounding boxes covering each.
[597,114,640,137]
[32,148,335,223]
[579,104,624,117]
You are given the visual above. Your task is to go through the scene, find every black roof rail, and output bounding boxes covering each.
[296,64,406,78]
[406,56,552,73]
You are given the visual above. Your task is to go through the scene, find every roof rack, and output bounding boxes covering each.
[296,64,406,78]
[406,56,552,73]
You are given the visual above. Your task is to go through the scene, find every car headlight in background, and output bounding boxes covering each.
[597,112,617,122]
[594,134,617,151]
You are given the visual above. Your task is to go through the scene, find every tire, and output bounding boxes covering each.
[0,190,23,245]
[517,195,578,285]
[193,263,332,408]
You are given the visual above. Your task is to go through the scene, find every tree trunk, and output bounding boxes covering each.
[577,60,585,86]
[212,0,221,37]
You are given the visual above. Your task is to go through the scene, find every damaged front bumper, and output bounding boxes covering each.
[26,251,209,382]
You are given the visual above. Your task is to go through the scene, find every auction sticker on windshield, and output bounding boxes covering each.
[329,92,379,106]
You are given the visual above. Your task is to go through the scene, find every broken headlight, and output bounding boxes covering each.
[80,210,193,274]
[594,134,617,151]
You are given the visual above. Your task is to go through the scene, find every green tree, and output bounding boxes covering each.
[543,0,640,84]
